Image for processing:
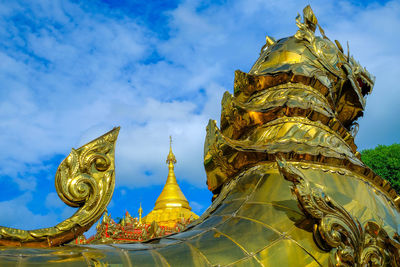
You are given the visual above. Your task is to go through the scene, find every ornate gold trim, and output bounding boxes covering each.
[0,127,119,247]
[277,158,400,266]
[229,72,358,151]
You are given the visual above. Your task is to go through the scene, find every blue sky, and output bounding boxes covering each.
[0,0,399,237]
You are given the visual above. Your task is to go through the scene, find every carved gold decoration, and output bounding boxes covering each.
[81,209,197,244]
[277,158,400,266]
[203,5,400,211]
[0,127,119,247]
[250,5,374,129]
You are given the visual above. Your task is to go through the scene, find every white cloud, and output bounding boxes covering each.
[0,193,68,229]
[13,176,37,191]
[45,192,65,209]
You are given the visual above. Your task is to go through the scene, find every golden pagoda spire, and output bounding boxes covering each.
[153,136,190,210]
[166,136,176,165]
[138,203,143,225]
[142,136,198,227]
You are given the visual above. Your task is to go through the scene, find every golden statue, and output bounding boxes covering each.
[1,5,399,266]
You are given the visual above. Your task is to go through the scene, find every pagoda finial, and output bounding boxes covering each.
[138,203,143,225]
[151,137,191,211]
[166,135,177,165]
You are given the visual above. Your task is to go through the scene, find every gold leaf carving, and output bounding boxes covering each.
[277,158,400,266]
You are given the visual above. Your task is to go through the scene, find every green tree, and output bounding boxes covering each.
[361,143,400,193]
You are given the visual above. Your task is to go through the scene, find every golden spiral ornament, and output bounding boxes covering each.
[0,127,119,247]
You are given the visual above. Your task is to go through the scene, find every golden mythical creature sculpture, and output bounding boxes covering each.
[1,5,399,266]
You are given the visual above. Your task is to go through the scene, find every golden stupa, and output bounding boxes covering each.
[143,137,199,227]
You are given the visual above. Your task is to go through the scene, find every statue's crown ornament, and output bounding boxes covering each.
[251,5,375,129]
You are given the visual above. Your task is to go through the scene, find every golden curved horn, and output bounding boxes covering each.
[0,127,120,247]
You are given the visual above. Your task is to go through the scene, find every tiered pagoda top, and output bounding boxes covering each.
[143,137,198,227]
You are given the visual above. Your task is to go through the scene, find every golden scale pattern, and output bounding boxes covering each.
[1,5,399,267]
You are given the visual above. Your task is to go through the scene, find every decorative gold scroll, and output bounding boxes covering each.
[277,158,400,266]
[0,127,119,247]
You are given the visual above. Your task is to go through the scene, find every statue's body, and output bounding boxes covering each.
[1,6,399,266]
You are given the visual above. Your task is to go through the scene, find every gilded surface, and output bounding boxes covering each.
[143,138,199,228]
[1,5,399,267]
[277,158,400,266]
[0,128,119,247]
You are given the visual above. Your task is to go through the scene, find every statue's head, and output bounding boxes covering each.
[204,5,376,194]
[249,5,375,130]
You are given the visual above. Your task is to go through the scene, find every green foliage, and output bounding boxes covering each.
[361,143,400,193]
